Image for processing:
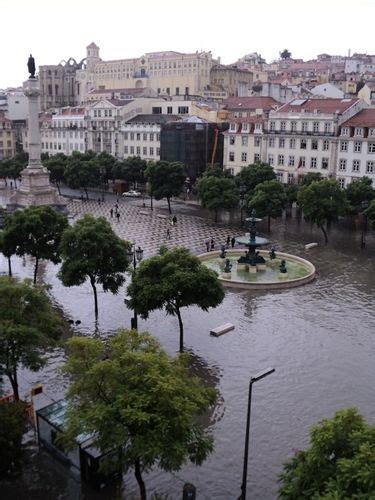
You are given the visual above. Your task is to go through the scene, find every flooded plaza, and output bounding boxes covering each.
[1,197,375,499]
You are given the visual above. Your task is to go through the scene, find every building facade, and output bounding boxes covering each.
[0,112,17,159]
[40,107,86,156]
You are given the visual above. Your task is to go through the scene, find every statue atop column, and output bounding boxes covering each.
[27,54,36,78]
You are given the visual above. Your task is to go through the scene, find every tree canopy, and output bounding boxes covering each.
[127,247,225,352]
[64,156,100,198]
[0,401,28,477]
[0,277,63,400]
[280,49,292,59]
[58,214,130,318]
[43,153,68,195]
[3,206,68,283]
[235,163,276,195]
[145,161,186,214]
[247,180,287,231]
[345,177,374,215]
[62,330,216,499]
[113,156,148,186]
[197,175,238,222]
[297,179,349,243]
[364,198,375,228]
[279,408,375,499]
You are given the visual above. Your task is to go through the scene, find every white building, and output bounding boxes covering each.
[310,83,344,99]
[335,108,375,187]
[40,107,86,155]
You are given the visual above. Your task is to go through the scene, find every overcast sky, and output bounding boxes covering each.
[2,0,374,88]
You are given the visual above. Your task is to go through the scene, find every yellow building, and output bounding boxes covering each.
[0,112,16,159]
[77,43,215,103]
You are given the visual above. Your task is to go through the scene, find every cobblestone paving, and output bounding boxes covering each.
[67,198,244,258]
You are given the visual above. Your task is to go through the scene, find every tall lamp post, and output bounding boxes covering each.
[126,243,144,330]
[99,166,105,202]
[361,200,369,249]
[239,367,275,500]
[240,184,246,226]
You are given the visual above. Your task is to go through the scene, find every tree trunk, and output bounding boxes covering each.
[8,256,12,276]
[33,257,39,284]
[215,208,218,223]
[90,276,99,319]
[56,182,61,195]
[176,306,184,353]
[8,368,20,401]
[150,194,153,211]
[134,458,147,500]
[319,225,328,244]
[84,187,88,200]
[167,196,171,214]
[268,215,271,232]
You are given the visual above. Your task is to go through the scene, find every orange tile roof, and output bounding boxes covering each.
[278,98,361,114]
[341,108,375,128]
[223,96,279,111]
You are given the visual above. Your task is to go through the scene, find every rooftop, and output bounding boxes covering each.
[223,96,279,111]
[126,114,180,124]
[277,98,361,114]
[341,108,375,128]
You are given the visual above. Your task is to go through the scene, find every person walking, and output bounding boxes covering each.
[110,208,113,218]
[166,228,171,240]
[172,215,177,225]
[210,238,215,251]
[205,238,210,252]
[116,212,120,222]
[226,235,231,247]
[231,236,236,248]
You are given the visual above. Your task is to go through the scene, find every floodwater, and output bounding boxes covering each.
[1,211,375,500]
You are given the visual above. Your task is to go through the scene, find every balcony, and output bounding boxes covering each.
[133,71,149,78]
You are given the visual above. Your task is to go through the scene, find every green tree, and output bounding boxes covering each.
[197,175,238,222]
[345,177,374,215]
[62,330,216,500]
[145,161,186,214]
[247,180,287,231]
[297,180,349,243]
[0,277,62,400]
[0,228,15,276]
[364,198,375,228]
[64,155,100,199]
[58,214,130,319]
[235,163,276,196]
[279,408,375,499]
[285,184,299,214]
[280,49,292,59]
[4,206,68,284]
[127,247,225,352]
[113,156,147,187]
[300,172,323,186]
[0,401,27,476]
[43,153,67,195]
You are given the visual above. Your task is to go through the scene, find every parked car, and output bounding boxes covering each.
[122,190,141,198]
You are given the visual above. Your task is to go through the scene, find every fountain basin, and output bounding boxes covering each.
[199,249,316,290]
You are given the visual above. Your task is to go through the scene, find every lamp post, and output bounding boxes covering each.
[239,367,275,500]
[99,166,105,202]
[361,200,369,249]
[240,184,246,226]
[126,243,144,330]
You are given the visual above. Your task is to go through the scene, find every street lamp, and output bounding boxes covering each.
[99,166,106,202]
[361,200,369,249]
[239,367,275,500]
[240,184,246,226]
[126,243,144,330]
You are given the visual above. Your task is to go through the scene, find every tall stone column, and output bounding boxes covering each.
[8,78,67,212]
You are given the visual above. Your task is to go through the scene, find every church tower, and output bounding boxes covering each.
[86,42,101,71]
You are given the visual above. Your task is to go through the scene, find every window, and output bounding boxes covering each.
[341,127,349,136]
[300,139,307,149]
[368,142,375,153]
[354,127,363,136]
[152,107,162,114]
[178,106,189,114]
[254,153,260,162]
[242,123,249,133]
[290,121,297,132]
[311,140,318,150]
[229,123,237,132]
[310,157,317,168]
[167,106,173,114]
[150,133,154,141]
[229,136,236,145]
[339,159,347,171]
[278,154,284,166]
[338,178,345,188]
[352,160,360,172]
[268,154,274,166]
[124,146,128,154]
[268,137,275,147]
[366,161,374,173]
[156,148,160,155]
[143,147,147,155]
[313,122,319,133]
[279,138,285,148]
[276,171,283,182]
[149,147,154,155]
[136,133,141,141]
[229,152,235,162]
[156,133,160,141]
[242,136,248,146]
[287,173,295,184]
[175,87,179,95]
[369,128,375,137]
[301,122,308,132]
[324,122,331,133]
[354,141,362,153]
[280,121,286,131]
[323,140,329,151]
[269,121,275,132]
[321,158,329,169]
[166,88,170,95]
[143,133,147,141]
[289,138,296,149]
[130,132,134,140]
[136,146,140,155]
[241,152,247,162]
[130,146,134,154]
[288,155,295,167]
[254,137,261,147]
[340,141,348,152]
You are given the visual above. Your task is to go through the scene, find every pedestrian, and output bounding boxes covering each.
[115,203,119,210]
[226,235,230,246]
[110,208,113,218]
[231,236,236,248]
[98,198,101,205]
[116,212,120,222]
[10,181,13,189]
[166,228,171,240]
[205,238,210,252]
[172,215,177,225]
[210,238,215,251]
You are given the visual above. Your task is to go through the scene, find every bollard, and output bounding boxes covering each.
[182,482,196,499]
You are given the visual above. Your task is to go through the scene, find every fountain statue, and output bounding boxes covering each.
[235,210,269,270]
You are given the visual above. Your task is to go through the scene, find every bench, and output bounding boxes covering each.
[157,214,168,219]
[210,323,235,337]
[305,242,318,250]
[139,211,151,215]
